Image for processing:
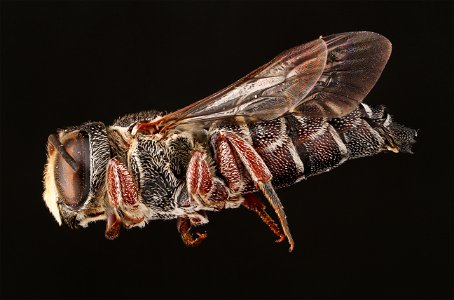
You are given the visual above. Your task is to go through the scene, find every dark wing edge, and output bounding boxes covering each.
[295,31,392,118]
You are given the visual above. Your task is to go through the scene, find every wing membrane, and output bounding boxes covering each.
[159,38,327,127]
[154,32,391,132]
[296,31,392,117]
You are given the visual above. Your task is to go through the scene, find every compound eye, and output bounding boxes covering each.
[53,131,91,208]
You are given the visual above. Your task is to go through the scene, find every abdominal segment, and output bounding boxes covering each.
[214,104,399,190]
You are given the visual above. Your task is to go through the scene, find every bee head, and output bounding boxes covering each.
[43,122,111,228]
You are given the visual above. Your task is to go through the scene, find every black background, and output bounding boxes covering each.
[1,1,453,299]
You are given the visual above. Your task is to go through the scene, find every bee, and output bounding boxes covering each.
[43,31,416,251]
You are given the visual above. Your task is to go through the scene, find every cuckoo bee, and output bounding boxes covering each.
[43,31,416,251]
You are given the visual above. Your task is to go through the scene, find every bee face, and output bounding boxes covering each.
[43,122,111,228]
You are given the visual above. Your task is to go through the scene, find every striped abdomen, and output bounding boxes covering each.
[213,103,416,190]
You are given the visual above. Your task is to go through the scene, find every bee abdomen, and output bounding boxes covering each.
[245,114,351,187]
[285,115,348,178]
[215,104,408,189]
[248,118,305,188]
[284,104,392,179]
[329,106,384,159]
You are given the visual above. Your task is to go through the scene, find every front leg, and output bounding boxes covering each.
[105,157,147,239]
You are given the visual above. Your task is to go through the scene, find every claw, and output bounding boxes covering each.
[275,234,286,243]
[177,217,208,247]
[182,229,208,247]
[188,231,208,247]
[243,194,287,244]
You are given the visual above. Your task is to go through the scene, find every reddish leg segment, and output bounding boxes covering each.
[221,131,272,183]
[186,150,229,210]
[211,132,244,194]
[243,194,285,243]
[105,158,146,239]
[213,130,295,251]
[105,206,121,240]
[177,216,208,247]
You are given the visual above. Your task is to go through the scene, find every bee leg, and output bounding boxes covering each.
[217,131,295,252]
[186,150,229,210]
[257,181,294,252]
[106,158,146,237]
[242,194,285,243]
[105,206,121,240]
[177,216,208,247]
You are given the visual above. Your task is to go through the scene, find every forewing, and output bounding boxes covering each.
[155,32,391,133]
[159,38,328,127]
[296,31,392,118]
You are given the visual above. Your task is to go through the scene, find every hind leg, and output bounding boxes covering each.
[211,130,294,251]
[242,193,285,243]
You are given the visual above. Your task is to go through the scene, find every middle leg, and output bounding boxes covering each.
[186,149,230,210]
[177,211,209,247]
